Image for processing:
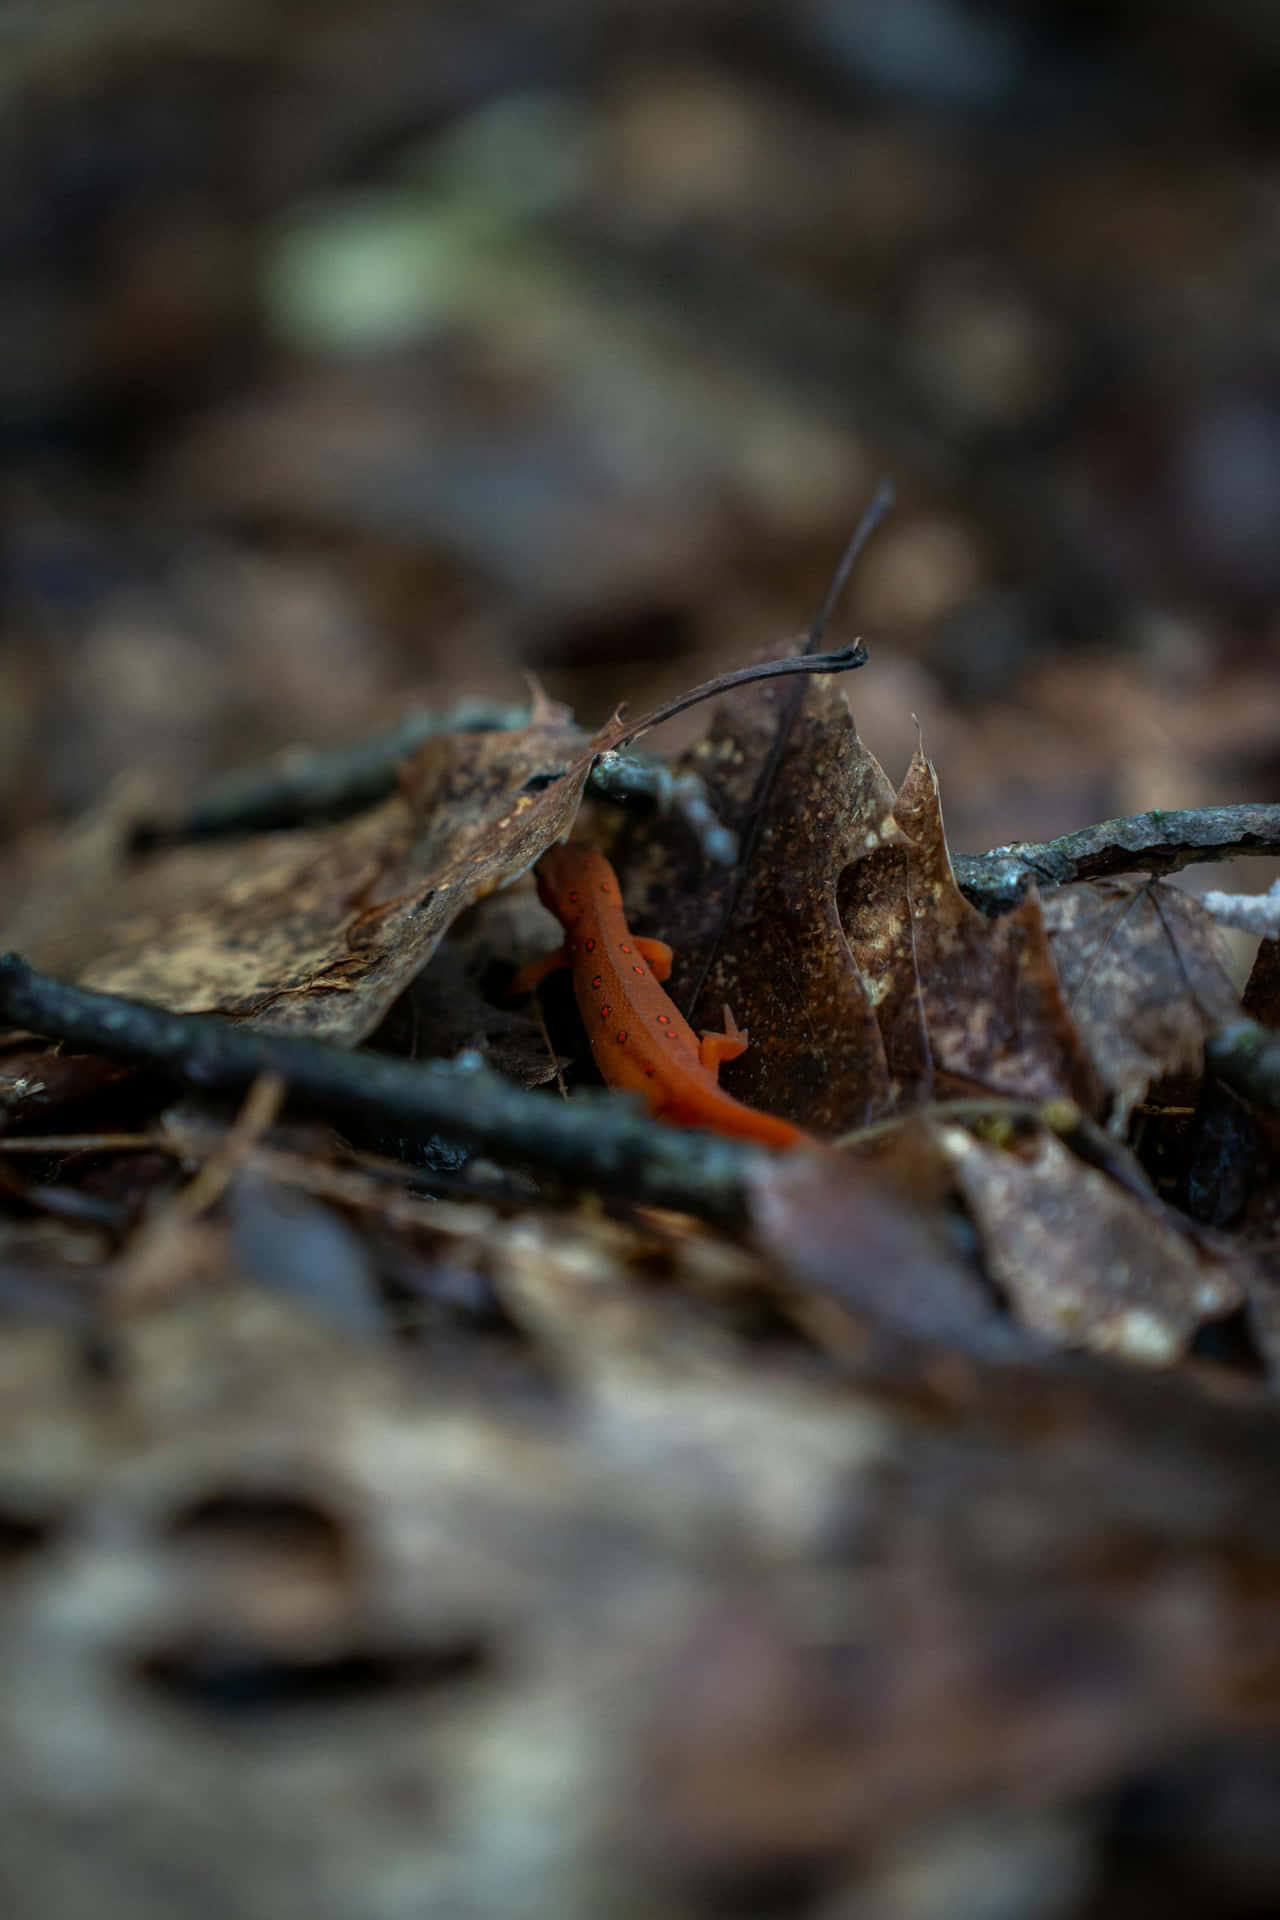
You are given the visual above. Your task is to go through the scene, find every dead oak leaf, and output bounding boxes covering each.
[688,679,909,1132]
[9,694,596,1045]
[609,679,896,1131]
[843,748,1100,1113]
[625,694,1094,1131]
[1042,878,1242,1126]
[623,674,905,1133]
[941,1122,1240,1364]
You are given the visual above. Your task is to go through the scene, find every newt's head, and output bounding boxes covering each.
[535,841,619,928]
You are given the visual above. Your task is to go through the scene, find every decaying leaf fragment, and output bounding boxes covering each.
[940,1121,1240,1363]
[749,1140,1002,1348]
[1042,878,1243,1125]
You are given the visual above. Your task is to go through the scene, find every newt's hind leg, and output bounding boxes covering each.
[699,1003,749,1076]
[635,937,673,982]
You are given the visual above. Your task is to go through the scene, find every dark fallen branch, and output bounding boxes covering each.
[134,630,871,855]
[0,956,762,1225]
[956,804,1280,911]
[1206,1020,1280,1116]
[137,703,738,865]
[134,700,530,845]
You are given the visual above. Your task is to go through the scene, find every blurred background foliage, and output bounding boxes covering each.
[4,0,1280,865]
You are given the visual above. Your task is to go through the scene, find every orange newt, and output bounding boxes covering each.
[508,842,811,1150]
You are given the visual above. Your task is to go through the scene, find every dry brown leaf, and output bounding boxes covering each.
[844,748,1101,1111]
[1042,878,1243,1125]
[628,699,1096,1131]
[637,673,902,1132]
[7,693,595,1044]
[940,1122,1240,1363]
[749,1143,1002,1348]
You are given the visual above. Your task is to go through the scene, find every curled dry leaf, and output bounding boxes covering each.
[845,748,1100,1112]
[6,692,596,1044]
[1042,878,1242,1126]
[940,1122,1240,1364]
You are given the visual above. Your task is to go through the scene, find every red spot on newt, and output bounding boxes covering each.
[507,842,812,1150]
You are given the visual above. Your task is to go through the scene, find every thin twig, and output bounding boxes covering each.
[136,647,871,857]
[956,804,1280,911]
[0,1132,173,1154]
[135,700,531,845]
[807,478,896,652]
[108,1072,286,1311]
[608,637,869,749]
[683,488,893,1017]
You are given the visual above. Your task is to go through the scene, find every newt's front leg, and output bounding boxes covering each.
[634,937,673,981]
[507,943,571,998]
[698,1004,749,1078]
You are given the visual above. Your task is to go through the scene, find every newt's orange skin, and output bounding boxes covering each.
[509,843,811,1150]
